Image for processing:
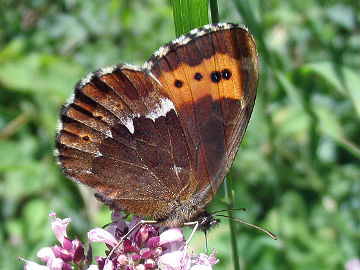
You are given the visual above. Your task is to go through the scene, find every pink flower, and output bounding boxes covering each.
[157,250,190,269]
[88,213,219,269]
[19,258,49,270]
[190,250,219,269]
[37,247,55,262]
[87,265,100,270]
[88,214,182,269]
[88,228,118,247]
[20,212,219,270]
[49,213,71,246]
[19,213,92,270]
[346,258,360,270]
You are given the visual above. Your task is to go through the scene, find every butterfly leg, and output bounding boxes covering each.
[184,221,211,253]
[107,219,158,258]
[204,230,208,254]
[183,221,199,246]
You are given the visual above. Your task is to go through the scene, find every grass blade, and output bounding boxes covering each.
[225,171,241,270]
[172,0,209,37]
[210,0,219,23]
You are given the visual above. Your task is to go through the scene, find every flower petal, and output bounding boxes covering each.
[88,228,118,247]
[23,260,49,270]
[197,253,212,265]
[190,265,212,270]
[137,226,150,245]
[111,211,124,222]
[123,238,139,253]
[51,245,73,262]
[117,254,128,266]
[95,256,105,269]
[190,251,219,269]
[73,243,85,265]
[85,241,93,265]
[62,237,73,251]
[50,216,71,246]
[158,250,189,270]
[62,262,72,270]
[144,258,156,269]
[159,228,184,245]
[103,259,114,270]
[87,265,100,270]
[207,251,219,266]
[135,264,146,270]
[37,247,55,262]
[147,236,160,248]
[132,253,141,262]
[46,258,64,270]
[346,258,360,270]
[129,216,141,231]
[139,248,153,259]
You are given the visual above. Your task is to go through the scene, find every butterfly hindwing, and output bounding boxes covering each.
[56,65,195,218]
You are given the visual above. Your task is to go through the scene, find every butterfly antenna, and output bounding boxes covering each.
[211,208,246,214]
[214,214,277,240]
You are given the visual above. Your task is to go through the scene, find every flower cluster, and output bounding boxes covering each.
[20,212,219,270]
[19,212,94,270]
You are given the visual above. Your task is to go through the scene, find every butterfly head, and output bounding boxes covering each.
[197,212,220,231]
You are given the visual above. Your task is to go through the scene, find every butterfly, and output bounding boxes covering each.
[55,23,258,232]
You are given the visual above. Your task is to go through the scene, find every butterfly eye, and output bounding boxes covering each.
[210,71,221,83]
[174,79,183,88]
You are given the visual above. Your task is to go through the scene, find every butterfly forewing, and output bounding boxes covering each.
[145,23,258,204]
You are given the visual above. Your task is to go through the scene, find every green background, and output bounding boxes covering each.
[0,0,359,269]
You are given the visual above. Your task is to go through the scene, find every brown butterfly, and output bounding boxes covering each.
[55,23,263,233]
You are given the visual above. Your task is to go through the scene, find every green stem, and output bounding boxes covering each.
[233,0,273,67]
[210,0,219,23]
[225,171,241,270]
[171,0,209,37]
[172,1,241,268]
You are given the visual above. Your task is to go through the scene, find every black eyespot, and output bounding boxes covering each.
[174,79,183,88]
[194,72,203,81]
[210,71,221,83]
[222,69,232,80]
[95,115,103,120]
[82,135,89,141]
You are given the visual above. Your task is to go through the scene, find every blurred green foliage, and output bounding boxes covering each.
[0,0,359,269]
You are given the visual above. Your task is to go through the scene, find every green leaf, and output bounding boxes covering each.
[314,104,360,158]
[304,62,360,117]
[343,67,360,117]
[210,0,219,23]
[171,0,209,37]
[303,62,345,94]
[23,199,49,242]
[0,53,84,98]
[275,71,304,109]
[0,37,26,62]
